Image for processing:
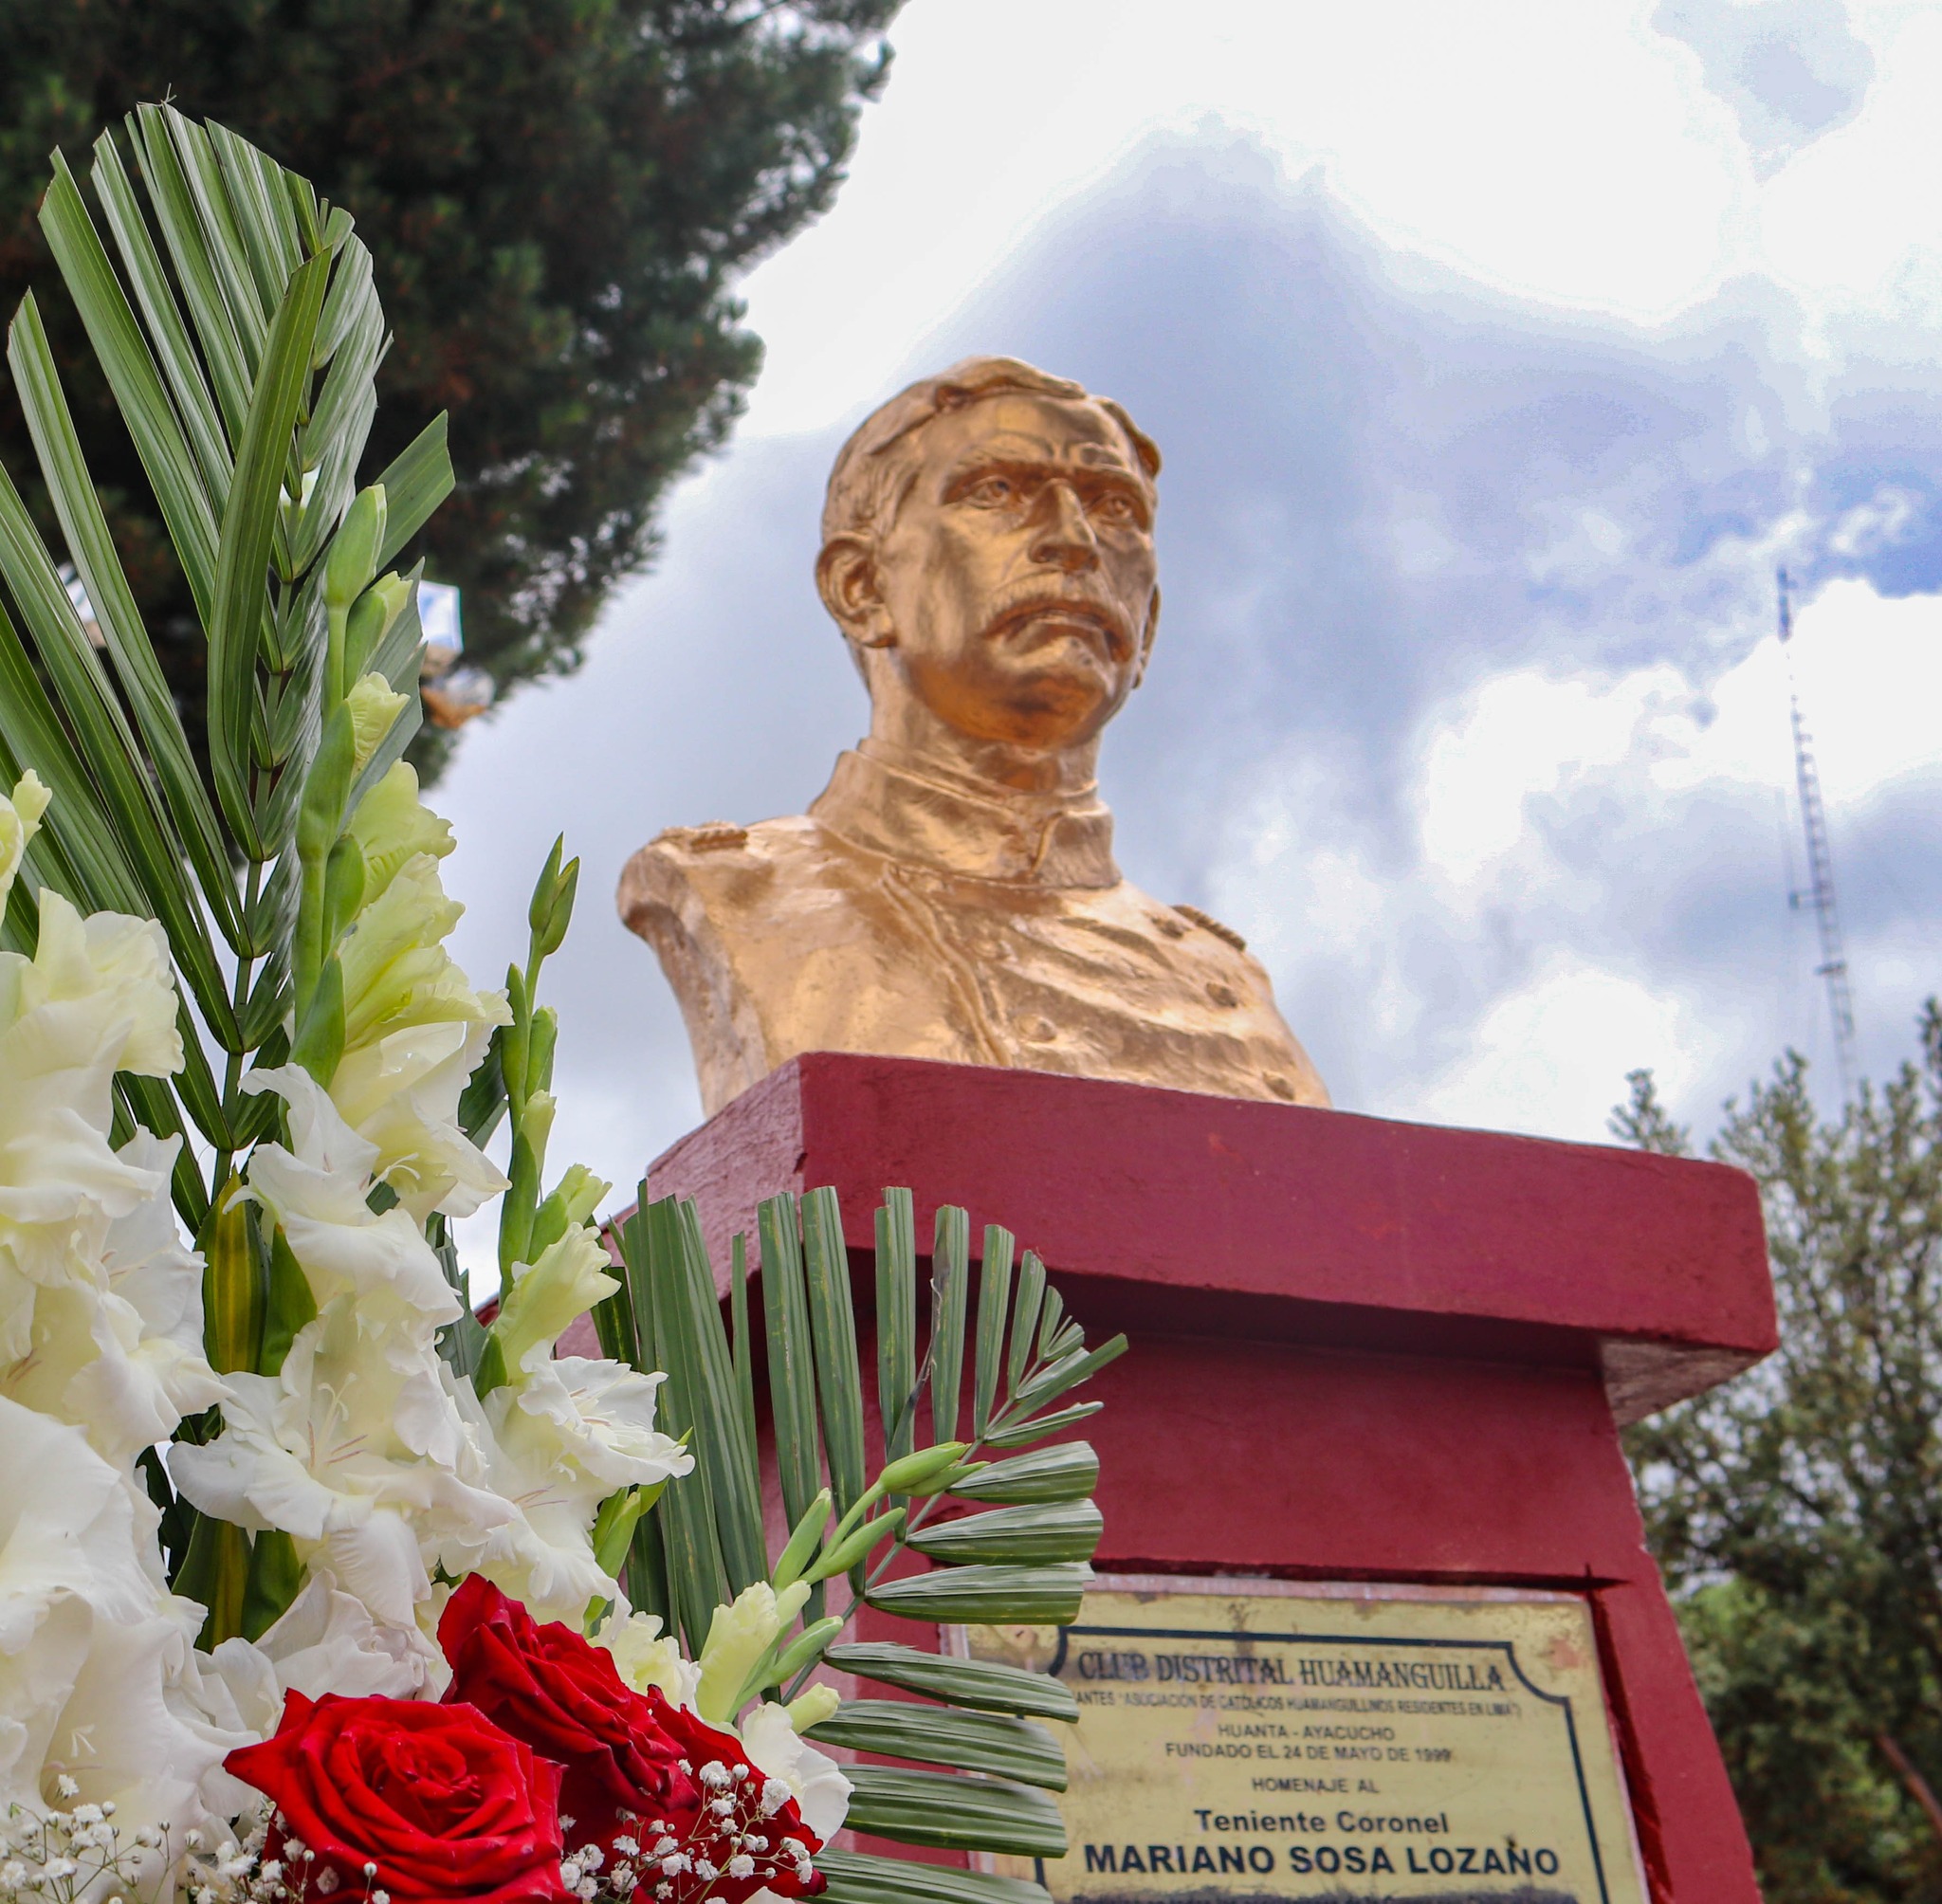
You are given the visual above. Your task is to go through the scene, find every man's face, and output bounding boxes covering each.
[864,393,1159,752]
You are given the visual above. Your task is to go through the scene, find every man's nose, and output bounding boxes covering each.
[1028,482,1099,574]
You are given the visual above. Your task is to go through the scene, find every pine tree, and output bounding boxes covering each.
[0,0,897,772]
[1619,1011,1942,1903]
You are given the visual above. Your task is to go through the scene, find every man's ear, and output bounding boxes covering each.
[1133,585,1161,687]
[815,535,895,650]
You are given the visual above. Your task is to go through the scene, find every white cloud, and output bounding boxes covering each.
[735,1,1736,434]
[1407,572,1942,894]
[1416,665,1693,888]
[1200,566,1942,1140]
[734,0,1940,440]
[1775,577,1942,806]
[1410,956,1713,1140]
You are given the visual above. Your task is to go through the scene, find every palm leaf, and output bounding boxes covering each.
[805,1702,1067,1790]
[597,1184,1127,1904]
[929,1203,970,1447]
[625,1200,730,1651]
[87,131,232,530]
[844,1769,1067,1858]
[2,107,453,1226]
[875,1187,917,1466]
[823,1642,1078,1720]
[5,272,240,944]
[204,247,328,855]
[802,1185,867,1526]
[972,1224,1015,1438]
[816,1852,1048,1904]
[906,1501,1103,1565]
[949,1442,1099,1504]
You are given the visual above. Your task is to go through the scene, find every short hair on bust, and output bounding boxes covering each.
[820,356,1162,549]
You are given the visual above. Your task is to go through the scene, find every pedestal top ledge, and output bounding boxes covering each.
[641,1053,1775,1425]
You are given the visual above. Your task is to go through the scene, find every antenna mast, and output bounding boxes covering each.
[1778,567,1857,1099]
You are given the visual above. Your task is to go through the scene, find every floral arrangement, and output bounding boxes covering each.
[0,107,1120,1904]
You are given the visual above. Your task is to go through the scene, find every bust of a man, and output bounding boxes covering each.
[618,356,1329,1116]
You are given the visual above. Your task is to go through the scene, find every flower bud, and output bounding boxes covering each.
[784,1682,841,1732]
[324,485,387,615]
[801,1508,905,1585]
[0,769,49,914]
[345,672,411,777]
[344,571,412,679]
[877,1440,969,1495]
[770,1620,844,1692]
[528,835,580,961]
[771,1488,833,1591]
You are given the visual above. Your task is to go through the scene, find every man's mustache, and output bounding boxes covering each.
[980,589,1134,661]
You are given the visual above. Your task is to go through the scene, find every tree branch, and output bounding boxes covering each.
[1877,1731,1942,1843]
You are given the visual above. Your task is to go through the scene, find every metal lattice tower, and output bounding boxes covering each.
[1777,567,1858,1100]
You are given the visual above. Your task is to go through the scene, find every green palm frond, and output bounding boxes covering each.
[0,105,452,1211]
[601,1186,1126,1904]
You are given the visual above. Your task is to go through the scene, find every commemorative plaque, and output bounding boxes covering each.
[965,1577,1647,1904]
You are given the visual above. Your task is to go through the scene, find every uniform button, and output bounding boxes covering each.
[1205,981,1238,1009]
[1264,1073,1295,1101]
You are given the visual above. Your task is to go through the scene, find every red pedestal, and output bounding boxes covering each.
[637,1053,1775,1904]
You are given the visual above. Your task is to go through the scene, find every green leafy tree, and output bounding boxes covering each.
[0,0,896,772]
[1618,1007,1942,1904]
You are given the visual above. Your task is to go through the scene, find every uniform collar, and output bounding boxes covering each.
[809,741,1121,889]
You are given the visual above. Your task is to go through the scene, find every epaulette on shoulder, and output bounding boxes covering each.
[1172,902,1248,953]
[653,821,750,854]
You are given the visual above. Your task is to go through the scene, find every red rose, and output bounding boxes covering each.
[440,1578,826,1904]
[224,1692,572,1904]
[440,1576,700,1847]
[635,1696,829,1903]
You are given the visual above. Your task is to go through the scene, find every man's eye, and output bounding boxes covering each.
[964,476,1016,505]
[1092,492,1137,523]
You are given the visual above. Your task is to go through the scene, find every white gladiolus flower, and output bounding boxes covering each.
[443,1373,616,1626]
[593,1612,703,1711]
[738,1703,852,1840]
[491,1225,620,1374]
[695,1583,811,1725]
[348,760,452,905]
[214,1575,448,1712]
[240,1067,462,1324]
[0,787,249,1861]
[0,889,183,1362]
[329,836,511,1219]
[172,1298,515,1618]
[326,1016,507,1221]
[0,1399,240,1837]
[344,673,411,777]
[502,1354,692,1495]
[4,1131,227,1469]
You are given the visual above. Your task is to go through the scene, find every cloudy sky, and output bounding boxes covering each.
[431,0,1942,1238]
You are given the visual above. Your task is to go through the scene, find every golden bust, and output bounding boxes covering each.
[618,357,1329,1116]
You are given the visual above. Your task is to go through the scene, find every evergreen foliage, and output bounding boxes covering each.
[0,0,897,772]
[1619,1007,1942,1903]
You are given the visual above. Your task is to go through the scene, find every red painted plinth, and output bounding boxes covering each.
[641,1054,1776,1904]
